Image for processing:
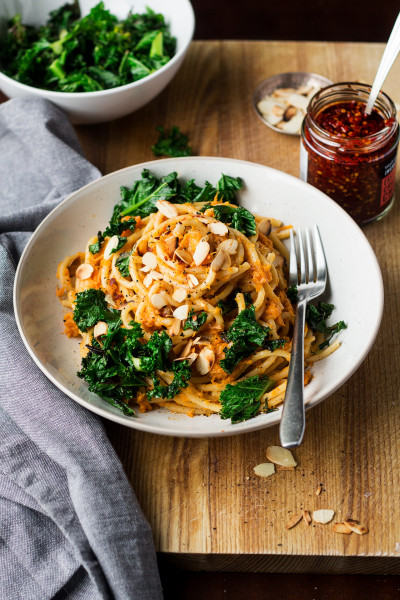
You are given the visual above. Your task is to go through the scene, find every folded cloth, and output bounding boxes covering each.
[0,98,163,600]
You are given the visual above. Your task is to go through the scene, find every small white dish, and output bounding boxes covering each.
[14,157,384,437]
[253,71,333,135]
[0,0,195,124]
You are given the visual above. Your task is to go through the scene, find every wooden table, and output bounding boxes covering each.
[9,40,400,574]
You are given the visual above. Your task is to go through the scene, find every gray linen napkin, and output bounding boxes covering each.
[0,97,163,600]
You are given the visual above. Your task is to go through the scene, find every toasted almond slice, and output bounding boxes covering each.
[180,339,193,358]
[208,221,229,236]
[93,321,108,338]
[172,288,188,303]
[150,293,168,309]
[169,318,181,336]
[104,235,120,260]
[187,273,199,288]
[344,519,369,535]
[172,223,185,236]
[75,263,94,280]
[302,510,312,526]
[150,270,163,280]
[173,304,189,320]
[271,104,285,116]
[105,294,117,308]
[219,239,238,255]
[253,462,275,478]
[285,513,303,530]
[164,235,177,255]
[211,249,231,272]
[312,509,335,524]
[333,522,352,534]
[143,273,153,288]
[283,105,298,121]
[258,219,272,236]
[266,446,297,468]
[193,241,210,266]
[195,347,215,375]
[316,483,323,496]
[156,199,178,219]
[175,248,193,264]
[142,251,158,269]
[140,265,152,273]
[287,93,309,111]
[174,352,198,365]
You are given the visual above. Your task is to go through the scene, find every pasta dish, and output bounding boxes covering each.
[56,170,343,423]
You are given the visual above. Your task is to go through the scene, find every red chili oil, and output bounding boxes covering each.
[300,83,399,225]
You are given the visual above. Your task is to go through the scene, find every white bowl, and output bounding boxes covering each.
[0,0,195,123]
[14,157,384,438]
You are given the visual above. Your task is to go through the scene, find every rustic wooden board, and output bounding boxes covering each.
[27,41,400,571]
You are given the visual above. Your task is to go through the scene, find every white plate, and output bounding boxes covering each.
[14,157,383,437]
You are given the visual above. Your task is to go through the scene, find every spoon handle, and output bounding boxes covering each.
[365,11,400,115]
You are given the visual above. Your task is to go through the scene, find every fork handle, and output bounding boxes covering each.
[279,299,307,448]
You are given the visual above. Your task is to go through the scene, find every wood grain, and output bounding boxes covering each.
[58,41,400,571]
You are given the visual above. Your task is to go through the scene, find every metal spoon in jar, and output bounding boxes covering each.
[365,11,400,115]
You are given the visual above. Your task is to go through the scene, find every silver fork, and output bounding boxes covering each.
[279,226,327,448]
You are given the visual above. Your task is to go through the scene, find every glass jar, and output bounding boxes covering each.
[300,82,399,225]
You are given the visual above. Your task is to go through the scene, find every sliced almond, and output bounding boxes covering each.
[179,339,193,358]
[142,251,158,270]
[219,239,238,255]
[208,221,229,236]
[193,241,210,266]
[93,321,108,338]
[285,513,303,530]
[316,483,323,496]
[302,510,312,526]
[333,522,352,534]
[173,304,189,320]
[266,446,297,468]
[75,263,94,280]
[105,294,117,308]
[143,273,153,288]
[187,273,199,288]
[174,352,198,365]
[283,105,298,121]
[172,223,185,236]
[172,288,188,303]
[156,199,178,219]
[312,509,335,524]
[271,104,285,116]
[164,235,177,255]
[195,347,215,375]
[150,293,168,310]
[211,249,231,272]
[169,318,181,336]
[253,462,275,478]
[174,248,193,265]
[103,235,120,260]
[258,219,272,236]
[140,265,152,273]
[343,519,369,535]
[150,270,163,280]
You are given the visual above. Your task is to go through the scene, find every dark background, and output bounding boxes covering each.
[190,0,399,43]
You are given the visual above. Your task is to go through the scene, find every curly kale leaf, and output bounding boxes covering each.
[212,204,256,237]
[220,376,275,424]
[147,359,191,400]
[151,125,192,157]
[183,309,208,331]
[73,289,121,332]
[306,302,347,349]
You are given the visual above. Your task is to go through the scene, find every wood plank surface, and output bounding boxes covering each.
[76,41,400,571]
[6,40,399,572]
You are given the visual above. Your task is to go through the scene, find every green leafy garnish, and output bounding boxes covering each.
[116,252,131,278]
[183,309,208,331]
[151,125,192,157]
[73,289,120,332]
[220,376,275,424]
[216,174,243,203]
[220,305,278,373]
[287,285,298,303]
[306,302,347,349]
[147,360,192,400]
[212,204,256,237]
[0,2,177,92]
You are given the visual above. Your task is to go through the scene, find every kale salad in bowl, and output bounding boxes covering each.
[0,0,195,123]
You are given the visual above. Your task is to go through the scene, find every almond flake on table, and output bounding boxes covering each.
[253,462,275,478]
[266,446,297,468]
[285,513,303,530]
[312,509,335,524]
